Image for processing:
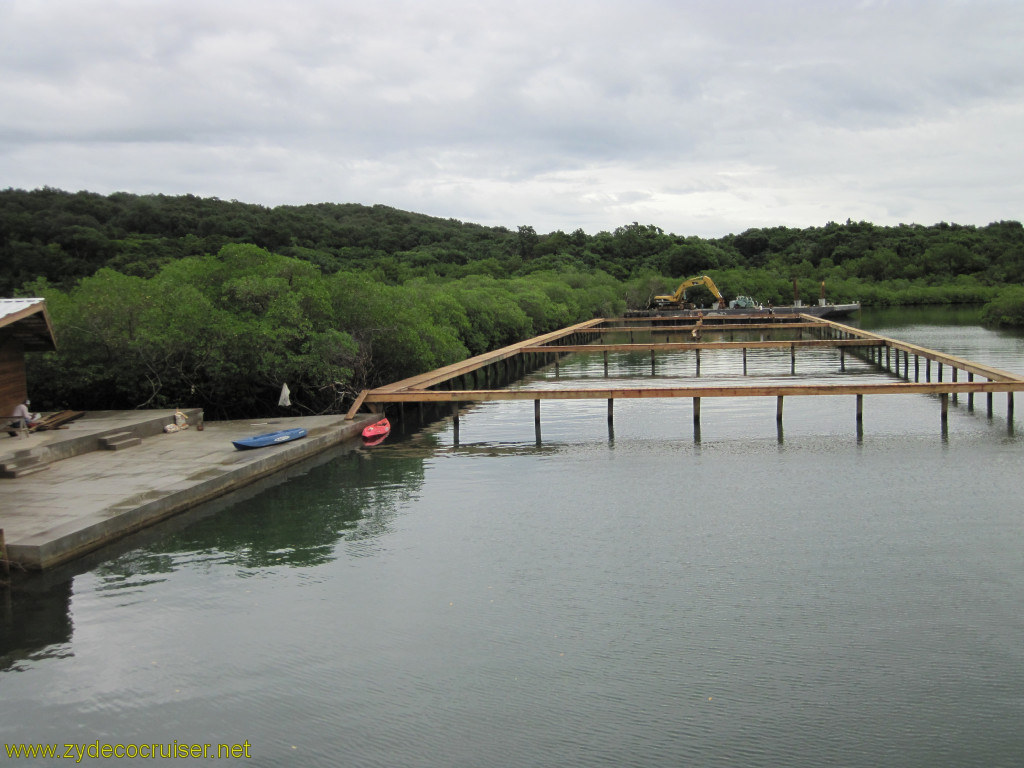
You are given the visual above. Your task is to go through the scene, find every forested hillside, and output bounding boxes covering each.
[4,187,1024,417]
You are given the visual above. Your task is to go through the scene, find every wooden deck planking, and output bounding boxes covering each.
[385,318,604,390]
[345,318,604,418]
[814,317,1024,382]
[596,321,829,332]
[359,381,1024,404]
[522,338,884,353]
[346,314,1024,419]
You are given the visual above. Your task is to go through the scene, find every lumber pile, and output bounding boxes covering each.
[32,410,85,432]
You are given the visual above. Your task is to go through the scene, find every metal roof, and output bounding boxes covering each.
[0,298,57,351]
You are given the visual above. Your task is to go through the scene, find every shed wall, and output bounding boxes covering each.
[0,338,27,420]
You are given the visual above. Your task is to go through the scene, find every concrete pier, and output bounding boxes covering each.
[0,410,375,570]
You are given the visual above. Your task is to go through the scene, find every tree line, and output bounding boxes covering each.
[4,188,1024,417]
[21,245,623,418]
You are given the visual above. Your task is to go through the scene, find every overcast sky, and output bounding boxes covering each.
[1,0,1022,237]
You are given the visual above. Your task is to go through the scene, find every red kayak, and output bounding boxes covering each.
[361,418,390,441]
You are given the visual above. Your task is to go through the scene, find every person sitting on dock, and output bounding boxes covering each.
[7,399,41,436]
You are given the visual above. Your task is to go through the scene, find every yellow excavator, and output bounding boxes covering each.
[651,275,726,309]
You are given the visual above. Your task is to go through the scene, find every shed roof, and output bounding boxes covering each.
[0,298,57,351]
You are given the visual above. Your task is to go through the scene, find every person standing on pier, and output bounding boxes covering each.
[691,312,704,341]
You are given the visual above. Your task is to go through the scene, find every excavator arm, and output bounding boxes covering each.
[652,275,724,309]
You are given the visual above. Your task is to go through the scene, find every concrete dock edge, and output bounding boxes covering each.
[1,412,377,570]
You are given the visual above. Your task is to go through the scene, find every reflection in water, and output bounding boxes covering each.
[0,578,73,672]
[92,444,428,575]
[0,431,432,666]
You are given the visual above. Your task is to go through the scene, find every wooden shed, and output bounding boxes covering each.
[1,298,57,418]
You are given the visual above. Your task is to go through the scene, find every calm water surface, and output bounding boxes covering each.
[2,307,1024,767]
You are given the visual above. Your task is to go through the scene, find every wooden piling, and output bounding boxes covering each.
[607,398,614,423]
[776,396,784,423]
[743,347,748,375]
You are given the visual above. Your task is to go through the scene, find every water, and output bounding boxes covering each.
[3,307,1024,767]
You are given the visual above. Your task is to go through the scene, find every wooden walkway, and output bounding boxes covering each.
[346,314,1024,430]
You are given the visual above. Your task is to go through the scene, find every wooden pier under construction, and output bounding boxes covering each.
[346,314,1024,436]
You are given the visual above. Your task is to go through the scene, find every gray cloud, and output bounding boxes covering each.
[1,0,1022,236]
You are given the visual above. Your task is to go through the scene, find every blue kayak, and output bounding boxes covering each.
[232,427,307,450]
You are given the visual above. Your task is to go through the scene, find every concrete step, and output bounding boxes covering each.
[100,432,142,450]
[0,450,51,478]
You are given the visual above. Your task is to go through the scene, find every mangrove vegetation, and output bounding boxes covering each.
[3,188,1024,417]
